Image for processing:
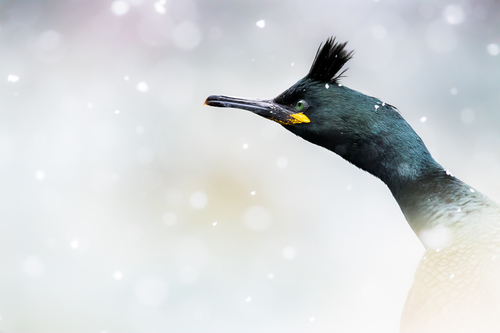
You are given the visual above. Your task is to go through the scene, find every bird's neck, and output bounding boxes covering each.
[345,126,485,238]
[390,170,480,233]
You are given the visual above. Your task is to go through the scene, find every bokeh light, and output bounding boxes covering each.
[0,0,499,332]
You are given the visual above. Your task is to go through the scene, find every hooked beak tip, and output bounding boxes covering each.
[204,94,310,125]
[204,95,221,107]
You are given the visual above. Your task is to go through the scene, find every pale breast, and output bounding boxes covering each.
[401,207,500,333]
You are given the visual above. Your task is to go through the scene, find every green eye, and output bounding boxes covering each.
[295,100,307,111]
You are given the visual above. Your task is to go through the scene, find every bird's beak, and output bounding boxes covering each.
[204,95,310,125]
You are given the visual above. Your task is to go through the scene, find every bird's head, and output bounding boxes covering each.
[205,37,434,183]
[205,38,381,153]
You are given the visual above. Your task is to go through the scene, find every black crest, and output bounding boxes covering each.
[305,37,354,83]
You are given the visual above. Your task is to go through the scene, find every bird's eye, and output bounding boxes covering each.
[295,100,308,111]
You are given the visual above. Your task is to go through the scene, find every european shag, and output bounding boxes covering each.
[205,37,500,333]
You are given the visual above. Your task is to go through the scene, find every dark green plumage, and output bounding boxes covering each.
[206,38,443,228]
[277,81,440,191]
[205,37,500,333]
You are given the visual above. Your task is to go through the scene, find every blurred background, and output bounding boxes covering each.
[0,0,499,332]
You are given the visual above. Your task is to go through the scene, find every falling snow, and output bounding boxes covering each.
[70,239,79,249]
[419,226,451,250]
[7,74,19,82]
[420,116,427,123]
[35,170,45,181]
[325,83,329,89]
[242,143,249,149]
[250,191,256,196]
[443,4,465,25]
[212,221,217,226]
[136,81,149,92]
[110,1,130,16]
[487,43,500,56]
[245,296,251,302]
[113,271,123,280]
[154,0,167,14]
[255,20,265,28]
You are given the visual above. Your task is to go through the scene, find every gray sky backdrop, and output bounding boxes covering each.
[0,0,499,332]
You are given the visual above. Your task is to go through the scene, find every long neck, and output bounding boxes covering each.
[344,117,487,237]
[390,169,488,234]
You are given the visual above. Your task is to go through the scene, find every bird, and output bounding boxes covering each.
[205,37,500,333]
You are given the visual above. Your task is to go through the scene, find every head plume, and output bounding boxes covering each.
[305,37,354,83]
